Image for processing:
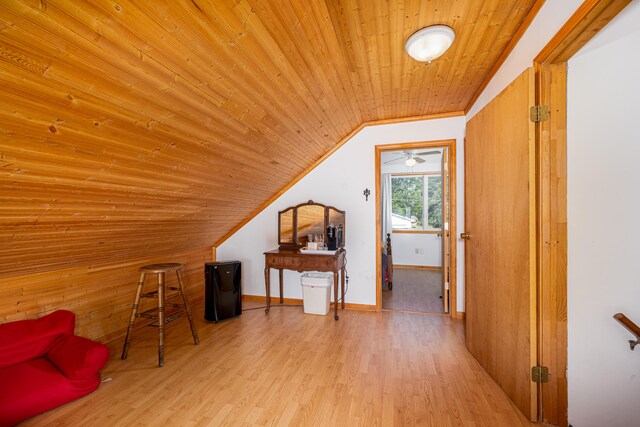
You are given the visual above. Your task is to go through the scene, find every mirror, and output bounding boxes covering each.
[297,204,325,246]
[279,207,295,244]
[328,207,346,248]
[278,201,346,248]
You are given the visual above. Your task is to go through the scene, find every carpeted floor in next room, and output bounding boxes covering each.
[382,267,445,314]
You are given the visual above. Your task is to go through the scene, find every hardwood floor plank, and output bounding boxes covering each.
[21,303,533,426]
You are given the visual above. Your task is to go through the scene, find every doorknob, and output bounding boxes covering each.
[460,232,471,240]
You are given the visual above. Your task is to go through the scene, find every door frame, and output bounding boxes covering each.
[533,1,632,425]
[375,139,457,316]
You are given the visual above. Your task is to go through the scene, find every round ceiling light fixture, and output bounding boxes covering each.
[405,157,416,167]
[405,25,455,63]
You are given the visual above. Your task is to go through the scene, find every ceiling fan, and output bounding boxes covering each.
[384,150,440,166]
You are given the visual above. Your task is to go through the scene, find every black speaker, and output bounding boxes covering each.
[204,261,241,323]
[327,224,337,250]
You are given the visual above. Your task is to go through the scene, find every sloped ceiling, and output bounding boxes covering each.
[0,0,539,276]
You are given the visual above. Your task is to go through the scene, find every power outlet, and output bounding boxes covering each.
[414,248,424,255]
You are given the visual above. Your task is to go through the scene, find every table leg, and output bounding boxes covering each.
[157,272,165,368]
[279,269,284,304]
[341,267,345,309]
[264,267,270,313]
[334,271,339,320]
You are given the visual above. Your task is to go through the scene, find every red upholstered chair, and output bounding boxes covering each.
[0,310,109,426]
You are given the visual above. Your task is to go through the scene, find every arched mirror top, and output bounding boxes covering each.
[278,200,345,249]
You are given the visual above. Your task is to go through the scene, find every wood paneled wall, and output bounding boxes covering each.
[0,247,209,342]
[0,1,539,340]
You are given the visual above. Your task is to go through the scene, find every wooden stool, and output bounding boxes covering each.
[121,263,199,367]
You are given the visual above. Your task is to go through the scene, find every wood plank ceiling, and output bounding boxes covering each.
[0,0,538,277]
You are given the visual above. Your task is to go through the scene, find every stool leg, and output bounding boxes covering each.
[122,272,146,360]
[157,272,166,367]
[177,269,199,345]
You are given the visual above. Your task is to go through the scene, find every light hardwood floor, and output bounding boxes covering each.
[24,302,533,426]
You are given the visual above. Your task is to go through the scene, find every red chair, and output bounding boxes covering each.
[0,310,109,426]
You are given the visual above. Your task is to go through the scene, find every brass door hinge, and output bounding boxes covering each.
[532,365,549,383]
[530,105,550,122]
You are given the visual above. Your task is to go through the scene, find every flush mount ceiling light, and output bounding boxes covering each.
[405,25,455,63]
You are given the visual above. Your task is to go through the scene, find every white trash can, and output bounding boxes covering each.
[300,272,333,315]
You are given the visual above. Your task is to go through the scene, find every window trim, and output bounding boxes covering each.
[393,229,441,235]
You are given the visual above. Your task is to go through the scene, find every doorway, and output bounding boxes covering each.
[375,140,456,316]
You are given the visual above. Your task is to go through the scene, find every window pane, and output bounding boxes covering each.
[427,175,442,229]
[391,176,424,229]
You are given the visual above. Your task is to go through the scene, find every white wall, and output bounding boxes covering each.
[567,3,640,426]
[466,0,583,119]
[390,233,442,267]
[218,116,465,309]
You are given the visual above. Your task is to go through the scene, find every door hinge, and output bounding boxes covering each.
[530,105,549,122]
[531,365,549,383]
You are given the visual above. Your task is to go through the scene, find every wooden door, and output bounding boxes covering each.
[441,149,449,313]
[464,68,537,421]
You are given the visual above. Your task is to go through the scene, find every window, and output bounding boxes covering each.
[391,174,442,231]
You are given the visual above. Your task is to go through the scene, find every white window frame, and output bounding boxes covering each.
[390,172,442,233]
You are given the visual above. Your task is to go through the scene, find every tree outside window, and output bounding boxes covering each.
[391,174,442,230]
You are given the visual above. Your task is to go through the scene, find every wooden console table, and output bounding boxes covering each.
[264,248,346,320]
